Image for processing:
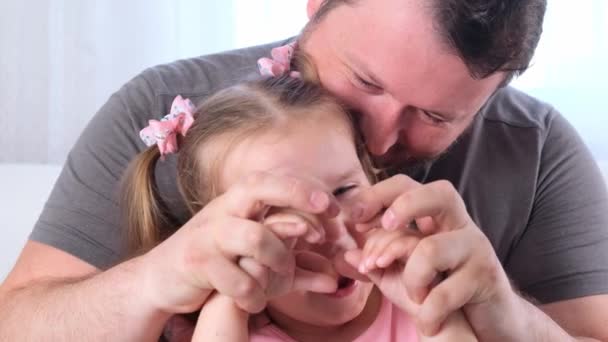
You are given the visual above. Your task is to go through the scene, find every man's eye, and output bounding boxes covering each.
[354,75,381,91]
[422,110,446,124]
[333,184,357,197]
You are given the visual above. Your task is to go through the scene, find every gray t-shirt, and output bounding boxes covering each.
[30,39,608,304]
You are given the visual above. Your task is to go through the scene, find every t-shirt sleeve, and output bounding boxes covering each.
[506,110,608,303]
[29,71,157,270]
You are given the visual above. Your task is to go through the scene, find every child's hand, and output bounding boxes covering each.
[238,209,338,300]
[345,228,478,341]
[344,227,423,314]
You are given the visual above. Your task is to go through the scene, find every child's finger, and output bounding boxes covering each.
[361,229,411,272]
[265,221,308,240]
[360,229,395,273]
[344,249,363,269]
[333,250,369,282]
[293,267,338,293]
[264,211,325,244]
[415,216,437,235]
[375,234,421,268]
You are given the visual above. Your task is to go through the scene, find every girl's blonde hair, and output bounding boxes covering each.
[121,52,376,256]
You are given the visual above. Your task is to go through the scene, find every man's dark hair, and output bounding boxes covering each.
[307,0,547,80]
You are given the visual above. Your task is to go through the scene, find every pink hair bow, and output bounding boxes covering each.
[257,41,301,78]
[139,95,195,156]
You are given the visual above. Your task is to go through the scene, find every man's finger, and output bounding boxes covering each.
[402,230,470,304]
[344,174,421,223]
[416,269,477,336]
[215,217,294,274]
[381,180,470,233]
[238,257,269,290]
[221,172,340,219]
[203,257,267,313]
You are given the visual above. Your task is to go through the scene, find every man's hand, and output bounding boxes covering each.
[139,171,340,316]
[346,175,516,338]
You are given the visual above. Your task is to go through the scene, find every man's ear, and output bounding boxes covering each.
[307,0,325,20]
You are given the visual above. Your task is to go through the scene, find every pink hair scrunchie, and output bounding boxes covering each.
[139,95,195,156]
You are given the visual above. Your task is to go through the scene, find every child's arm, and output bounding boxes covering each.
[191,292,249,342]
[418,309,478,342]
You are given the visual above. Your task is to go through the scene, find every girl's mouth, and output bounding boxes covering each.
[326,276,357,298]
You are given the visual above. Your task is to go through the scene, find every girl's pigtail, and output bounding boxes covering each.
[121,146,171,256]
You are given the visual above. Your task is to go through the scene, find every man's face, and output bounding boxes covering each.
[302,0,505,169]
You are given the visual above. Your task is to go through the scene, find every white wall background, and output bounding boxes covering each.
[0,0,308,164]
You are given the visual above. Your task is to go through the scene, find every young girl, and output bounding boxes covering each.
[121,68,476,340]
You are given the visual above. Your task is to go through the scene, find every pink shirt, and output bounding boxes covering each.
[250,296,418,341]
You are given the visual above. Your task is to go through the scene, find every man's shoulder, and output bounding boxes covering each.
[142,40,286,96]
[481,86,557,131]
[118,39,288,119]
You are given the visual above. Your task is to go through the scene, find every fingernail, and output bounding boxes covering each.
[310,191,329,210]
[365,257,375,270]
[382,209,397,230]
[358,263,367,274]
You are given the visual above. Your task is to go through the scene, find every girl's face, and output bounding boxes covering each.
[218,109,375,328]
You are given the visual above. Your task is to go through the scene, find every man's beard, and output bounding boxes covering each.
[372,142,438,179]
[371,130,468,180]
[350,109,475,180]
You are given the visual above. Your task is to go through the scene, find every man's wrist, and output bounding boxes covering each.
[467,284,577,342]
[122,254,176,321]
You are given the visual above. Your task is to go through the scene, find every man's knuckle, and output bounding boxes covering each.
[246,227,266,250]
[432,288,452,309]
[394,192,412,211]
[433,180,455,197]
[235,277,258,297]
[479,254,501,284]
[418,238,439,259]
[391,174,411,189]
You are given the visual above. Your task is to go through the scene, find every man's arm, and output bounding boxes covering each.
[540,295,608,341]
[0,241,172,341]
[467,285,606,341]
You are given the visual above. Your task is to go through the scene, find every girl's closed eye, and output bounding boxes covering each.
[332,184,358,197]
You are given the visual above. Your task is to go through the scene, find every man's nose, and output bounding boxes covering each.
[363,101,405,155]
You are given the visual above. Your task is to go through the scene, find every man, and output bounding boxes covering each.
[1,0,607,340]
